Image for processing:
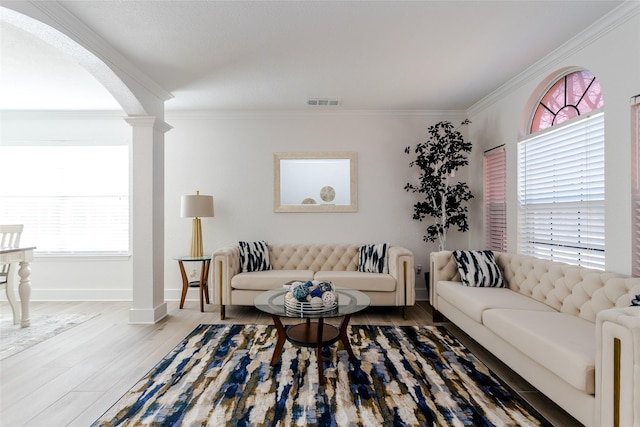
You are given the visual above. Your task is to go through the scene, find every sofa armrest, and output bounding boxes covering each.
[388,246,415,306]
[429,251,460,310]
[212,246,240,307]
[596,306,640,427]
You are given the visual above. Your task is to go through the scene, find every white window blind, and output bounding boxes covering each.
[484,146,507,252]
[518,112,605,269]
[0,144,129,255]
[632,100,640,276]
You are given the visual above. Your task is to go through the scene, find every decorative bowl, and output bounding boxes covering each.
[283,280,338,314]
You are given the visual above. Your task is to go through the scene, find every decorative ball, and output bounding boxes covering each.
[310,296,324,308]
[285,291,295,302]
[310,288,323,298]
[319,282,332,293]
[304,280,314,288]
[291,283,309,301]
[322,291,337,307]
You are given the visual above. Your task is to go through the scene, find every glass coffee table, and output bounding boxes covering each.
[254,288,370,385]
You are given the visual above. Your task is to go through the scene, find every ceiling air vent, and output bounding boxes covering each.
[307,98,341,107]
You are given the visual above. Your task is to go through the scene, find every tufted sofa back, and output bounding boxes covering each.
[269,244,359,272]
[430,250,640,323]
[495,252,640,323]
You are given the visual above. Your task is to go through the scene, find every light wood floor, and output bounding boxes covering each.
[0,300,582,426]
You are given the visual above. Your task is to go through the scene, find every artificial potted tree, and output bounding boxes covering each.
[404,119,474,252]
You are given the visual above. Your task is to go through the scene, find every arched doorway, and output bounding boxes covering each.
[1,3,172,324]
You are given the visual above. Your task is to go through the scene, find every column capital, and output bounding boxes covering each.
[125,116,173,133]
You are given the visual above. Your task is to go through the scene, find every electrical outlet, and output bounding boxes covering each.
[416,264,422,275]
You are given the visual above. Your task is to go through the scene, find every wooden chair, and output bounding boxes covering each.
[1,224,24,324]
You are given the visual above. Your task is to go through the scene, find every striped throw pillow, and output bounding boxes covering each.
[239,241,272,272]
[452,250,504,288]
[358,243,389,273]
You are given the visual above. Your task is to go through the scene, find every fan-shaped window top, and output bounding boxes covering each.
[530,70,603,133]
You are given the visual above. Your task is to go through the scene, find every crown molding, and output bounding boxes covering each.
[165,109,468,121]
[467,0,640,117]
[1,110,126,120]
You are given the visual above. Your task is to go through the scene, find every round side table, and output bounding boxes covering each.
[174,255,211,312]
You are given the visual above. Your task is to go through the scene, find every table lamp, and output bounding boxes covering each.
[180,191,214,257]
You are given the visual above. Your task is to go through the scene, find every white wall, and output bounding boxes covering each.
[164,111,469,302]
[8,3,636,302]
[2,110,470,302]
[466,6,640,275]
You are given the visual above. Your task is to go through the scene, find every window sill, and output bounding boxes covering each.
[34,253,131,261]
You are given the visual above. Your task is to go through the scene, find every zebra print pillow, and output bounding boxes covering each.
[632,294,640,306]
[358,243,389,274]
[239,241,272,273]
[452,250,504,288]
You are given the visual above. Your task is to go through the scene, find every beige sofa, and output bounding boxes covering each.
[430,250,640,427]
[213,243,415,320]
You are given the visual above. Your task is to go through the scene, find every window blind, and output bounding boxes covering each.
[0,145,129,255]
[518,112,605,269]
[484,146,507,251]
[632,102,640,276]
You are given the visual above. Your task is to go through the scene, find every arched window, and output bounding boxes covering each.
[531,69,603,133]
[518,69,605,269]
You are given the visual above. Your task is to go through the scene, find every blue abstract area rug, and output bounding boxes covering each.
[93,324,551,427]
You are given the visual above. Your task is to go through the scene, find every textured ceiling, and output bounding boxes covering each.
[0,0,624,112]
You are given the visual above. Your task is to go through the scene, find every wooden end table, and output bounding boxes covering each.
[174,255,211,312]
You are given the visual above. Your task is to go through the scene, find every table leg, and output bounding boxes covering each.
[18,261,31,328]
[197,260,211,312]
[317,318,325,385]
[339,314,356,360]
[5,264,20,325]
[270,315,287,366]
[198,261,206,312]
[178,261,188,309]
[202,260,211,304]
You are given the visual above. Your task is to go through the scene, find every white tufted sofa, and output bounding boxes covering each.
[430,250,640,427]
[213,243,415,320]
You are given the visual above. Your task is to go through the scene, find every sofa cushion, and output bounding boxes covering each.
[483,309,596,394]
[358,243,389,273]
[314,271,396,292]
[452,250,504,287]
[231,270,314,291]
[436,281,554,323]
[239,241,271,272]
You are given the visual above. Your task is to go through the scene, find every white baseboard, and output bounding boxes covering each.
[0,287,429,302]
[0,289,133,301]
[0,288,203,302]
[129,303,168,324]
[415,286,428,302]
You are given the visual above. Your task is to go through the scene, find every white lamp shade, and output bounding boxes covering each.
[180,194,214,218]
